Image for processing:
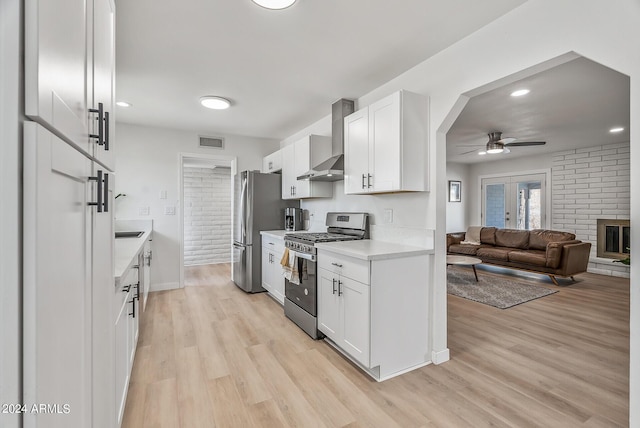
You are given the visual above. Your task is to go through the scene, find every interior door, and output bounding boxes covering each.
[482,173,546,230]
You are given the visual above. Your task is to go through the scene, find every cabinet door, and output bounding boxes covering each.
[23,123,92,428]
[127,288,139,367]
[340,277,370,367]
[281,144,295,199]
[293,137,311,198]
[270,243,285,304]
[91,161,115,428]
[317,268,341,341]
[91,0,116,170]
[114,295,129,426]
[261,246,273,294]
[25,0,90,154]
[344,109,370,194]
[369,92,401,192]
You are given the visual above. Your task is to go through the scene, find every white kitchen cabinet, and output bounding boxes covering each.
[281,135,333,199]
[115,275,132,426]
[344,90,428,194]
[261,234,285,304]
[26,0,116,170]
[318,262,370,367]
[142,238,152,312]
[317,242,431,381]
[24,122,114,428]
[262,149,282,173]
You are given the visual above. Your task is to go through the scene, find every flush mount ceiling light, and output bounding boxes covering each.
[251,0,296,10]
[200,96,231,110]
[609,126,625,133]
[510,89,530,97]
[486,141,505,154]
[116,101,132,107]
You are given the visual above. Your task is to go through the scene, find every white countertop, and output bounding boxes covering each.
[315,239,433,261]
[260,230,288,239]
[114,229,152,285]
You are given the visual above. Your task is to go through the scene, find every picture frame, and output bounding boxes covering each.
[449,180,461,202]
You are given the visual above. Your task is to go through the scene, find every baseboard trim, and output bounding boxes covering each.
[431,348,450,365]
[150,281,179,292]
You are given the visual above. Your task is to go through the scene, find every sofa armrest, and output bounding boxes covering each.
[556,242,592,276]
[545,240,581,268]
[447,232,465,251]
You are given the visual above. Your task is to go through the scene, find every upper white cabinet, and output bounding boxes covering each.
[344,90,428,194]
[262,150,283,173]
[25,0,116,171]
[281,135,333,199]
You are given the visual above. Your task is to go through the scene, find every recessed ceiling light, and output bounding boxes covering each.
[609,127,625,133]
[200,96,231,110]
[116,101,132,107]
[251,0,296,10]
[510,89,530,97]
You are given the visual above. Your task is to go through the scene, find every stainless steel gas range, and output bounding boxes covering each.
[283,212,369,339]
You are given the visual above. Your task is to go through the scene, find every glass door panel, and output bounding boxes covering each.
[482,173,546,230]
[485,183,506,228]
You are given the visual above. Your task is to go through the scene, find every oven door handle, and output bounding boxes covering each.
[293,251,316,262]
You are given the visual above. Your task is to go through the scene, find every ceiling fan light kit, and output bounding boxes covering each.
[251,0,296,9]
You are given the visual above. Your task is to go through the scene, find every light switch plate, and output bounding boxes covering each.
[159,190,167,199]
[139,206,150,216]
[164,206,176,215]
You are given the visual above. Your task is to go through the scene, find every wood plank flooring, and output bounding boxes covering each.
[123,263,629,427]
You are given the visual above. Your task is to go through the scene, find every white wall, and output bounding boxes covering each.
[0,0,22,424]
[446,163,470,233]
[279,0,640,420]
[183,166,232,266]
[114,123,279,290]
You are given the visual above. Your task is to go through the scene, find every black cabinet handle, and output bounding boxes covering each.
[104,111,110,151]
[103,173,109,213]
[88,170,103,212]
[332,278,337,295]
[122,284,131,293]
[128,299,136,318]
[338,280,343,296]
[134,282,140,300]
[89,103,104,146]
[367,174,372,188]
[362,174,366,189]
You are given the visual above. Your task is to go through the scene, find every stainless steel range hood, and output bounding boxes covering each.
[297,99,354,182]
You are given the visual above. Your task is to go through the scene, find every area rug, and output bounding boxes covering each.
[447,267,558,309]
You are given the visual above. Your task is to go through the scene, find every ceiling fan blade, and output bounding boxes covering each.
[503,147,511,154]
[504,141,546,147]
[457,144,484,148]
[498,137,517,144]
[459,148,481,155]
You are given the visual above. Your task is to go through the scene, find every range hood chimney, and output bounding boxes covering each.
[297,98,355,182]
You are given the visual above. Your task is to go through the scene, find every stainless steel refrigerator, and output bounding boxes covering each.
[232,170,300,292]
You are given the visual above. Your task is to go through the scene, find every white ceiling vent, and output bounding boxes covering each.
[199,135,225,149]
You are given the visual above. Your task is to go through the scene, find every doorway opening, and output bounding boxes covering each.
[179,153,236,287]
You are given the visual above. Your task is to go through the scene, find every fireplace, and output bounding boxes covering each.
[597,219,630,259]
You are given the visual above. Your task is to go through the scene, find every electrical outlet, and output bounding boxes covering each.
[383,208,393,224]
[164,206,176,215]
[159,190,167,199]
[139,206,150,216]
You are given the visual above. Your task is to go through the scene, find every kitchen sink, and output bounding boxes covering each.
[115,231,144,239]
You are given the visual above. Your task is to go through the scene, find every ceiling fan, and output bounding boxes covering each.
[459,131,546,155]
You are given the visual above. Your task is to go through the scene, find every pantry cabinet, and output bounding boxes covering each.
[344,90,429,194]
[281,135,333,199]
[25,0,116,171]
[23,122,114,428]
[261,234,285,304]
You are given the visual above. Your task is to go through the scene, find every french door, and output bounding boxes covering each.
[482,173,547,230]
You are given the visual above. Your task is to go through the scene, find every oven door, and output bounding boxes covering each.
[285,255,317,316]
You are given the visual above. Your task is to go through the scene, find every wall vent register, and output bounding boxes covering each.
[199,136,225,149]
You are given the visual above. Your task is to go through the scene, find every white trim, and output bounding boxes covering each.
[178,152,237,288]
[431,348,451,365]
[149,281,180,292]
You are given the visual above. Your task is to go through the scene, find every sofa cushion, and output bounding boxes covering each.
[509,250,546,267]
[529,229,577,250]
[495,229,530,249]
[480,227,497,245]
[477,247,512,261]
[449,243,488,256]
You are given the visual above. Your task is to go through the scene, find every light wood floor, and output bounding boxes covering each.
[123,264,629,427]
[184,263,231,286]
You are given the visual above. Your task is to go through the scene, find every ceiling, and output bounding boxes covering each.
[115,0,525,140]
[447,56,630,164]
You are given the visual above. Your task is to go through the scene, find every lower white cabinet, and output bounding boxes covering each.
[318,269,370,367]
[115,267,139,426]
[261,234,285,304]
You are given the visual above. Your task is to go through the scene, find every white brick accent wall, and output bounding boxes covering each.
[183,167,231,266]
[551,142,630,278]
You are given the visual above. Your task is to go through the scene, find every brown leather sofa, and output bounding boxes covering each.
[447,228,592,285]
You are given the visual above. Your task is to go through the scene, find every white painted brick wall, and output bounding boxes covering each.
[551,142,630,278]
[183,167,232,266]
